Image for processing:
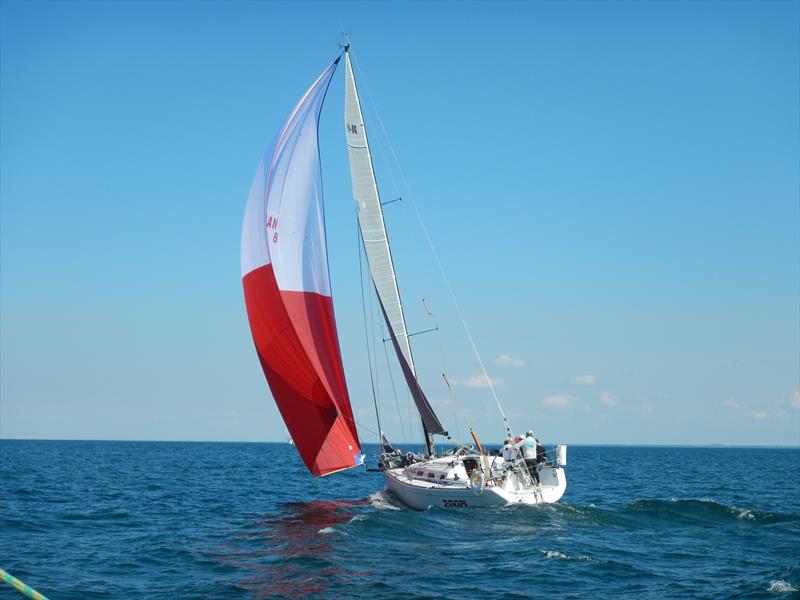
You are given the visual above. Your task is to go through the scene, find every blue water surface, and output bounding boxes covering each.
[1,441,798,599]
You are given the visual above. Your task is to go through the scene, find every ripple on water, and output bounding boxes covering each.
[626,498,799,525]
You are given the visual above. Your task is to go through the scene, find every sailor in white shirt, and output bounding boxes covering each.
[522,430,540,485]
[501,438,515,463]
[521,431,537,460]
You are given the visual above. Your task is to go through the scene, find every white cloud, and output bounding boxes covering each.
[747,410,768,420]
[492,354,526,367]
[722,392,798,419]
[543,394,573,409]
[599,392,617,407]
[570,374,596,386]
[463,374,504,388]
[639,402,654,413]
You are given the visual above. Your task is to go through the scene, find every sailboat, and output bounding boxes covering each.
[241,45,567,509]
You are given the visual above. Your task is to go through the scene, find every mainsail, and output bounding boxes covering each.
[241,57,362,476]
[343,48,446,451]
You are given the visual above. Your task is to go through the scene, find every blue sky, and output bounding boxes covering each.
[1,1,798,446]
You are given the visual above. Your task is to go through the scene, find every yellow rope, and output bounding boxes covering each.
[0,568,49,600]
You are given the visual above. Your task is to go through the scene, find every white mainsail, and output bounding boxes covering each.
[343,48,446,443]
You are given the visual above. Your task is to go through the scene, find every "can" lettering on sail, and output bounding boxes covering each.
[266,216,279,243]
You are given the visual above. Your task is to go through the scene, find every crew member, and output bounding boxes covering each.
[536,437,547,466]
[522,430,540,484]
[501,438,514,463]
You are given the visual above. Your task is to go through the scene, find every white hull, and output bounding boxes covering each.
[383,455,567,510]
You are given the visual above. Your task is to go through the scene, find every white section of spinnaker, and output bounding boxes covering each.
[241,61,337,295]
[267,64,334,296]
[241,159,269,276]
[347,49,514,440]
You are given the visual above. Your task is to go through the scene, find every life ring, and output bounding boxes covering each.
[469,471,485,495]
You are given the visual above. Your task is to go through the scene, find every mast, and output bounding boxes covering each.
[343,46,445,457]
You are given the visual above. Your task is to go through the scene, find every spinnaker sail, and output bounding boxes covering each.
[241,57,362,476]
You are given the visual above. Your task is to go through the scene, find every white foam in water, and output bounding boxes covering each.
[544,550,594,562]
[735,508,755,520]
[348,514,367,522]
[768,580,797,593]
[318,526,349,536]
[368,491,400,511]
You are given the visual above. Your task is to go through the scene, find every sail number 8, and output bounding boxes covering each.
[266,216,279,243]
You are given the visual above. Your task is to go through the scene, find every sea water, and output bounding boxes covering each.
[1,441,798,599]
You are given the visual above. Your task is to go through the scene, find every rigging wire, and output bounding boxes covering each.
[358,215,413,446]
[369,264,381,419]
[357,219,384,439]
[441,372,482,451]
[379,317,408,443]
[424,297,466,445]
[350,49,515,441]
[339,410,382,440]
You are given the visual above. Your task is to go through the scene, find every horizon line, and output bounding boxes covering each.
[1,437,797,449]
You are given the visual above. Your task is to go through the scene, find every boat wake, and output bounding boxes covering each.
[367,491,402,511]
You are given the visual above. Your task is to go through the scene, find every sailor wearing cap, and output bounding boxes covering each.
[521,431,537,459]
[522,430,540,485]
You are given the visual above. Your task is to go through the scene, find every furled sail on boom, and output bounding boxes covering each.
[241,57,362,476]
[343,48,446,451]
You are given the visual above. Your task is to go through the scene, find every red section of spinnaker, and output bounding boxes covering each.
[243,263,361,476]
